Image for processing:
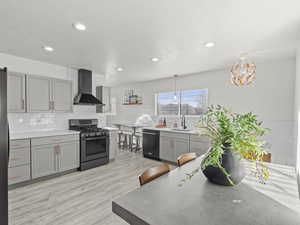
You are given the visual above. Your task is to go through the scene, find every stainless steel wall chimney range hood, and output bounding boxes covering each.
[73,69,105,105]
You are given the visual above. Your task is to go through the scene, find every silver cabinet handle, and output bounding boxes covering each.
[21,99,25,109]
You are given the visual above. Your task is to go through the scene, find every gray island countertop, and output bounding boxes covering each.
[112,156,300,225]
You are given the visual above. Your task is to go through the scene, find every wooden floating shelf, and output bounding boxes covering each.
[123,103,143,105]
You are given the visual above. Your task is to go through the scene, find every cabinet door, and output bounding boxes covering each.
[58,142,79,172]
[96,86,111,113]
[102,87,111,113]
[7,72,26,112]
[27,76,52,112]
[190,141,210,156]
[31,145,57,179]
[109,131,118,160]
[175,139,190,160]
[160,136,175,162]
[52,79,73,112]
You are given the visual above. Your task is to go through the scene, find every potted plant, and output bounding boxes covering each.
[181,105,270,186]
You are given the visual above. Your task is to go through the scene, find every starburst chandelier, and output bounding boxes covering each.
[231,55,256,86]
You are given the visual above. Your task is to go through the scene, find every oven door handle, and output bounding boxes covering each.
[85,136,106,141]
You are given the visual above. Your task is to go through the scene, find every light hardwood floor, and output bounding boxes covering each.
[9,150,164,225]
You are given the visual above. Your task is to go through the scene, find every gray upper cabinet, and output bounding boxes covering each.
[26,75,73,113]
[96,86,111,113]
[27,76,52,112]
[52,79,73,112]
[7,72,26,113]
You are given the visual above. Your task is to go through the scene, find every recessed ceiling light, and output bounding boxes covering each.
[43,46,54,52]
[204,42,215,48]
[73,22,86,31]
[116,67,123,72]
[151,57,160,62]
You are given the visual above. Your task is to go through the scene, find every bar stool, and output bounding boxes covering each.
[139,164,170,186]
[177,152,197,167]
[133,132,142,152]
[121,131,133,150]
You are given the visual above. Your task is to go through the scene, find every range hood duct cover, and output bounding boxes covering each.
[73,69,104,105]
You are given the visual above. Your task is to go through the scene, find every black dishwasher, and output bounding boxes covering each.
[142,129,160,160]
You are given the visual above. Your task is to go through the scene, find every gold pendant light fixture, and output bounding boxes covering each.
[231,55,256,86]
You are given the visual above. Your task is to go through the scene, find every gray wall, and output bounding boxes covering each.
[295,48,300,192]
[109,59,296,166]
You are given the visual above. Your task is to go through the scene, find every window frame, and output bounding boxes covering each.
[155,88,208,117]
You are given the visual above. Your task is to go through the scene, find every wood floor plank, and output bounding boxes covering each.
[9,150,164,225]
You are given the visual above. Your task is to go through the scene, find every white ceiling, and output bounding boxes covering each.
[1,0,300,86]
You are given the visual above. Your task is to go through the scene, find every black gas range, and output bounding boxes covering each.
[69,119,109,171]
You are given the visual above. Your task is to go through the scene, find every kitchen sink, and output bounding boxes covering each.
[171,128,191,132]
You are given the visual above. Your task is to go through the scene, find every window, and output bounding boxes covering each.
[156,92,179,115]
[180,89,208,115]
[156,89,208,116]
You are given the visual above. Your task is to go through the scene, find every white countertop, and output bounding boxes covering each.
[103,127,119,131]
[143,127,202,135]
[10,130,80,140]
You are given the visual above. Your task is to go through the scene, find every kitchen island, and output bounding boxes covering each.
[112,156,300,225]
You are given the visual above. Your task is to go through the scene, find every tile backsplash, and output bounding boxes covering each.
[8,113,107,133]
[154,116,201,129]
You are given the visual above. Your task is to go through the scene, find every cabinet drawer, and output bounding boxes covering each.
[190,134,210,143]
[160,132,189,140]
[10,139,30,149]
[9,148,30,168]
[31,134,79,146]
[8,165,31,185]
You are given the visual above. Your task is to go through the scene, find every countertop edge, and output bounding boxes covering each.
[10,130,80,140]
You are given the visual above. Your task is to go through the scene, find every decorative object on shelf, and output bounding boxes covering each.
[123,89,143,105]
[173,75,179,103]
[179,105,270,187]
[231,54,256,87]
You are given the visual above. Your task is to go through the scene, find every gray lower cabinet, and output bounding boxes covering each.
[159,131,209,163]
[31,145,57,179]
[189,135,210,156]
[8,139,31,185]
[174,138,190,160]
[31,135,80,179]
[160,135,175,162]
[108,130,118,160]
[58,142,79,172]
[7,72,26,113]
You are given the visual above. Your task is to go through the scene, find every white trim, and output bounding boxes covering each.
[155,88,208,116]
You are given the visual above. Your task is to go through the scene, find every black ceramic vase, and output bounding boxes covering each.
[201,147,246,186]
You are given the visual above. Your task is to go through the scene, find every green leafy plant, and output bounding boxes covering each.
[200,105,270,184]
[179,105,270,186]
